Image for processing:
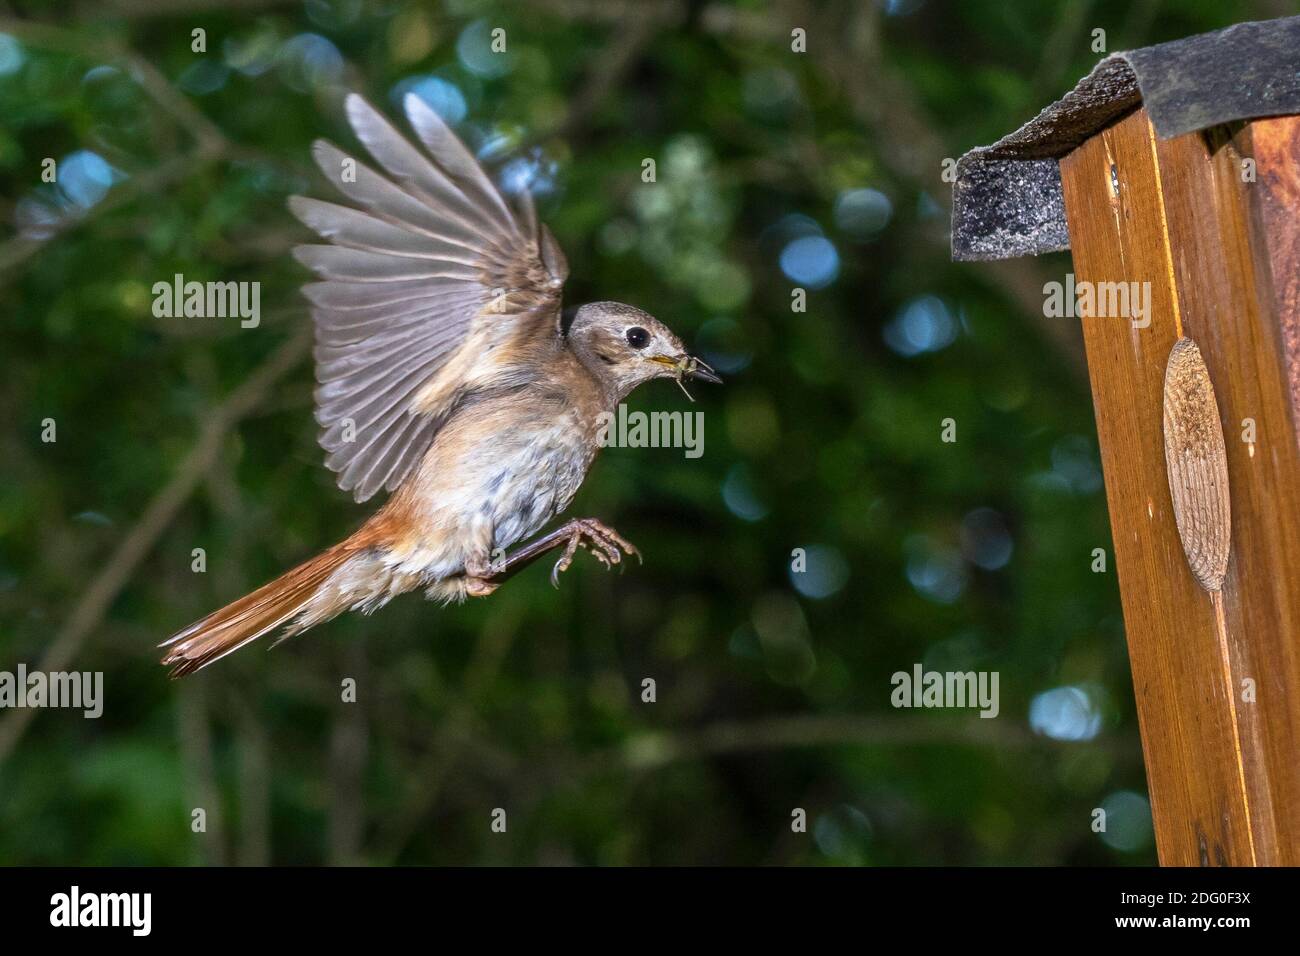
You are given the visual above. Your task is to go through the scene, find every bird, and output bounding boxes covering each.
[159,92,719,678]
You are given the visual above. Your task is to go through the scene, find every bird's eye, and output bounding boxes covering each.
[626,327,650,349]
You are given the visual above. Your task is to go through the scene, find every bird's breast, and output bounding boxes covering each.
[483,415,597,551]
[393,391,601,573]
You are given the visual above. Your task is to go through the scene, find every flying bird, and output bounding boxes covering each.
[160,93,719,677]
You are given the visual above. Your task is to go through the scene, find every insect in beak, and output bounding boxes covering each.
[662,354,722,401]
[649,354,722,400]
[684,355,722,385]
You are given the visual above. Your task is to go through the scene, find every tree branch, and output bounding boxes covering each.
[0,328,311,766]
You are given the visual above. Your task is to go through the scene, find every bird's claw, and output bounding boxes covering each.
[549,519,640,587]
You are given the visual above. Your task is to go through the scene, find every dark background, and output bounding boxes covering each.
[2,0,1288,865]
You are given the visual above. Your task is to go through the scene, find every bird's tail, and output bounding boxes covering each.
[160,542,359,678]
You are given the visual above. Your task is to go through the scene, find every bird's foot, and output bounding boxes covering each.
[550,518,641,587]
[463,577,500,598]
[462,552,507,598]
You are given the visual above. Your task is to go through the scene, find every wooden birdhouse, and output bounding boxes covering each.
[952,16,1300,866]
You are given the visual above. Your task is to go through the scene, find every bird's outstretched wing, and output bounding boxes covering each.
[289,93,569,502]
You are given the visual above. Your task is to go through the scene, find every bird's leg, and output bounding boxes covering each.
[480,518,640,589]
[462,517,503,597]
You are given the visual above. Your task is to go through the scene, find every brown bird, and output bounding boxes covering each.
[160,93,719,677]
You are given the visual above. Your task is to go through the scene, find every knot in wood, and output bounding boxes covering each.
[1161,337,1231,592]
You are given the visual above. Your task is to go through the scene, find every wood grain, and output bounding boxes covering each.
[1060,108,1300,865]
[1161,338,1231,592]
[1242,117,1300,445]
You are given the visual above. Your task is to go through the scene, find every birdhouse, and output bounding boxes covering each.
[952,16,1300,866]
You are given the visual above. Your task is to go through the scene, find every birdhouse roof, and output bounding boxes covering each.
[951,16,1300,262]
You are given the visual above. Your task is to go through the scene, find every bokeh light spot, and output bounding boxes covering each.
[779,235,839,288]
[883,295,957,356]
[0,33,25,76]
[1029,685,1103,741]
[390,75,468,124]
[58,151,117,209]
[695,318,753,375]
[279,33,344,92]
[457,19,513,78]
[177,59,229,95]
[960,507,1013,570]
[790,545,850,599]
[1051,435,1103,494]
[1098,791,1154,852]
[722,464,768,522]
[834,188,892,239]
[904,535,967,604]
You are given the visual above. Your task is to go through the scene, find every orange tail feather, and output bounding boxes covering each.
[160,544,355,678]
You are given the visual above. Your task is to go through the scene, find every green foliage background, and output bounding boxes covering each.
[1,0,1283,865]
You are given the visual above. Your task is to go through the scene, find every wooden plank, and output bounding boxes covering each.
[1152,116,1300,863]
[1060,107,1300,865]
[1242,116,1300,443]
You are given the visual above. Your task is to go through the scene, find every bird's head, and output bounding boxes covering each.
[568,301,721,401]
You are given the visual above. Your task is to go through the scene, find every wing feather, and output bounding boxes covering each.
[403,93,518,226]
[288,196,481,264]
[344,95,518,244]
[309,141,488,252]
[293,245,481,282]
[290,93,568,502]
[302,278,465,311]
